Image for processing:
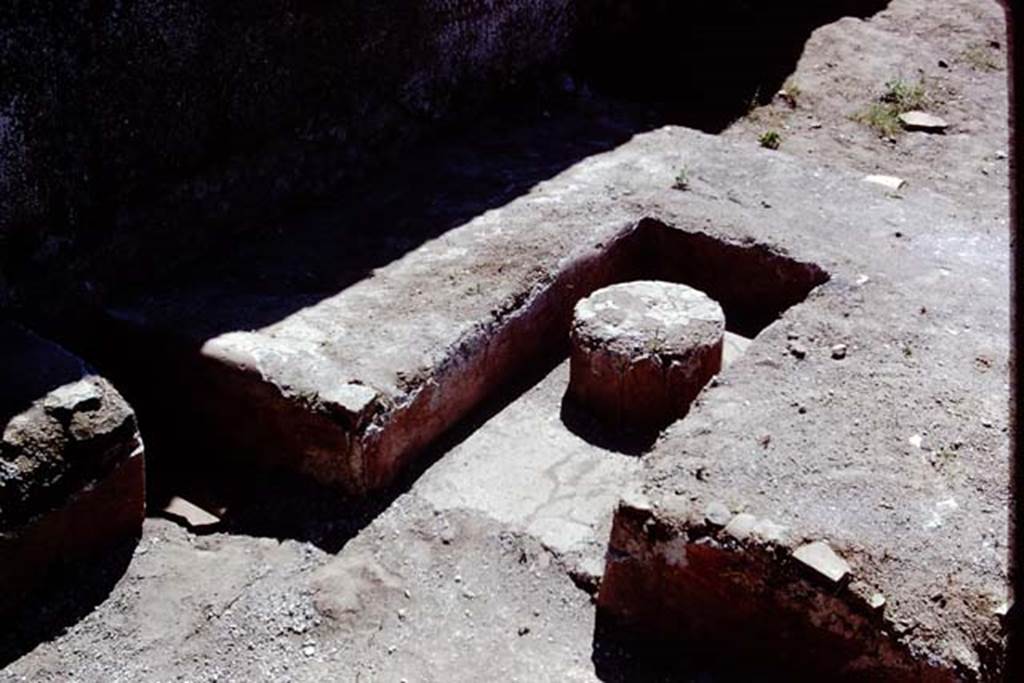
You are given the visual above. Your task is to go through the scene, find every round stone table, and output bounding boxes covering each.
[567,281,725,431]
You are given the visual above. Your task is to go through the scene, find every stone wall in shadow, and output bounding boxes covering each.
[1,1,892,323]
[0,1,577,314]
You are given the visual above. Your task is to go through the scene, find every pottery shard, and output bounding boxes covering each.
[568,281,725,430]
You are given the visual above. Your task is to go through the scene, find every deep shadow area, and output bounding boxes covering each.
[576,0,892,132]
[0,535,138,668]
[591,611,796,682]
[559,395,660,456]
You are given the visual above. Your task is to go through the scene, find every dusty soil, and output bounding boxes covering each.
[724,0,1009,226]
[1,0,1010,681]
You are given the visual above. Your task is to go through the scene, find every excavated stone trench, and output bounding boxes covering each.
[106,217,827,499]
[1,1,1011,678]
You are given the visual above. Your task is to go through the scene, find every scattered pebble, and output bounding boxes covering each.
[792,541,851,583]
[704,501,731,527]
[831,343,848,360]
[723,513,757,541]
[898,111,949,132]
[788,341,807,359]
[909,434,923,449]
[862,174,906,191]
[752,518,787,544]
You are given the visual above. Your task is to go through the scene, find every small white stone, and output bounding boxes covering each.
[898,111,949,132]
[620,489,652,514]
[908,434,923,449]
[869,592,886,609]
[752,518,788,544]
[792,541,851,583]
[862,175,906,191]
[704,501,731,527]
[723,513,757,541]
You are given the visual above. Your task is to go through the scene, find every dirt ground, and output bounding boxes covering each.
[724,0,1009,228]
[0,0,1010,681]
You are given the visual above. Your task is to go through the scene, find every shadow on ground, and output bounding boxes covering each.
[591,611,792,682]
[559,395,660,456]
[0,536,138,668]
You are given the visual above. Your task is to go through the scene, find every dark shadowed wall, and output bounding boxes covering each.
[0,1,576,312]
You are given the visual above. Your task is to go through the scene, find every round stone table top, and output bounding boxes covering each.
[571,281,725,357]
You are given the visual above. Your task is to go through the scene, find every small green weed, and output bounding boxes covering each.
[856,103,902,138]
[880,78,928,112]
[854,77,929,137]
[673,168,690,191]
[779,80,801,107]
[758,130,781,150]
[962,42,1002,71]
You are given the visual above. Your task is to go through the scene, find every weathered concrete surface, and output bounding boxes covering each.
[417,360,643,587]
[0,322,144,614]
[568,282,725,430]
[593,137,1010,678]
